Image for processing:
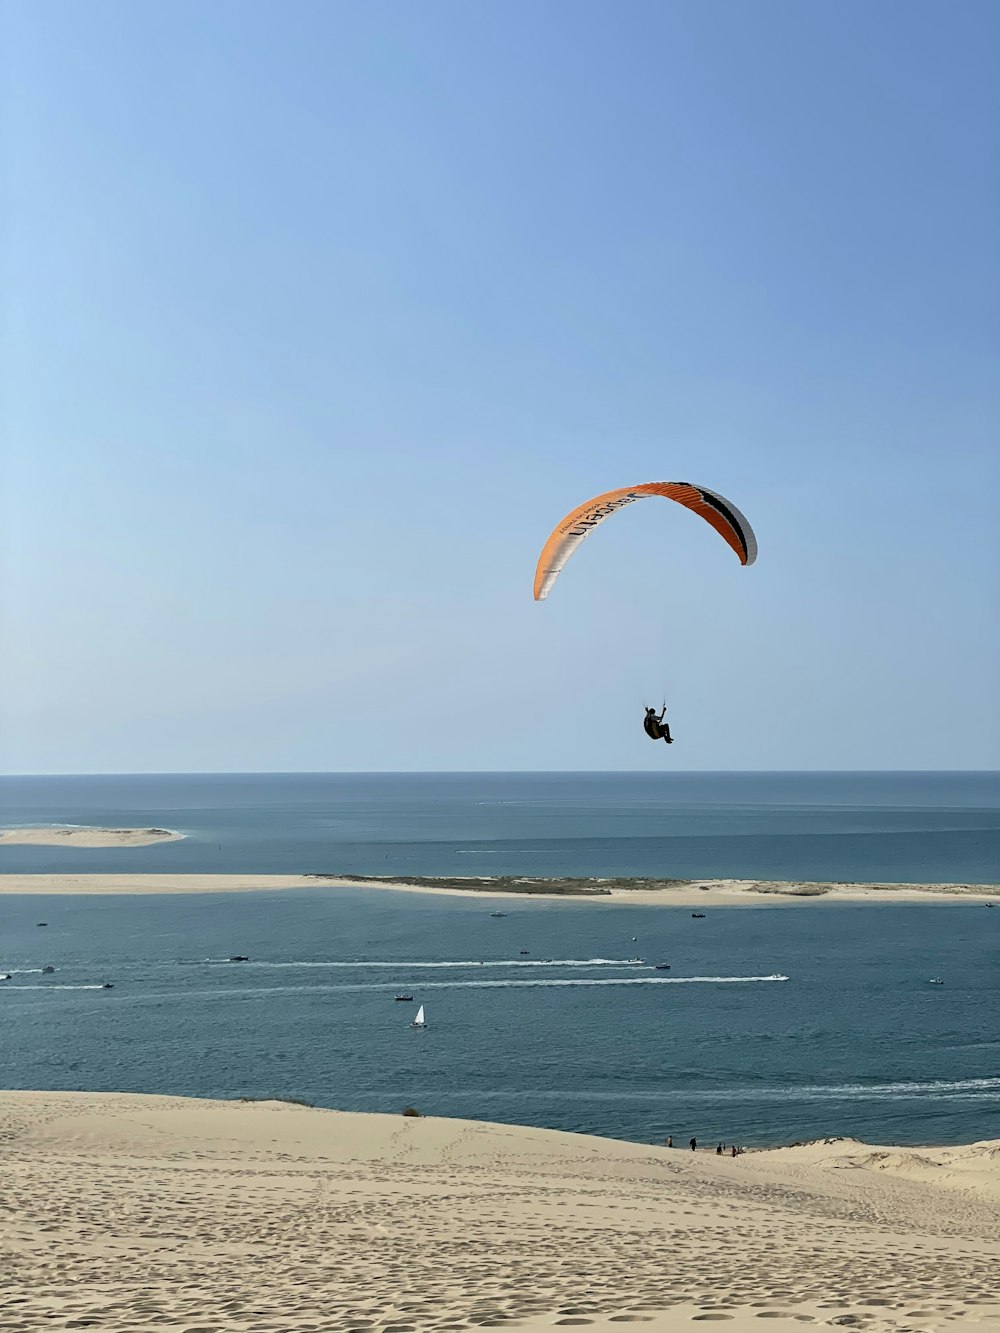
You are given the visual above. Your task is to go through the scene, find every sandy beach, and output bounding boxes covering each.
[0,826,184,848]
[2,1092,997,1333]
[0,871,996,903]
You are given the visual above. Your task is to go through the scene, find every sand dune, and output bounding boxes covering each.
[2,1092,997,1332]
[788,1137,1000,1201]
[0,826,184,848]
[0,871,997,903]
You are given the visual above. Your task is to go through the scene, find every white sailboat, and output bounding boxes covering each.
[411,1004,426,1028]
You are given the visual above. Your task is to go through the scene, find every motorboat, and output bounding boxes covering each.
[928,978,944,985]
[394,994,414,1002]
[691,913,706,919]
[41,965,55,974]
[101,982,114,989]
[519,950,530,955]
[490,912,508,918]
[654,963,671,970]
[0,974,10,981]
[228,955,249,962]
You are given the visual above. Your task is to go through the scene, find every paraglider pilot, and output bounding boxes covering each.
[643,706,673,745]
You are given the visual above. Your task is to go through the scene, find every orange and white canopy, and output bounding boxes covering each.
[533,481,757,601]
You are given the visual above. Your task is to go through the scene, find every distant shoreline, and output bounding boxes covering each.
[0,871,996,902]
[0,826,185,849]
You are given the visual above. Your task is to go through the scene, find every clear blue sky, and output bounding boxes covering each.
[2,1,998,773]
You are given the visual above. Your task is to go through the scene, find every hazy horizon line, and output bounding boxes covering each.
[2,769,997,780]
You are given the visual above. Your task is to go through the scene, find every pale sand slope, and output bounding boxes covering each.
[0,872,997,903]
[2,1093,998,1333]
[0,827,184,848]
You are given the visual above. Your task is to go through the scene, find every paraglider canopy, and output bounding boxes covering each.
[533,481,757,601]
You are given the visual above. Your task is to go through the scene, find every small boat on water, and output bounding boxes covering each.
[41,965,55,974]
[928,978,945,985]
[394,993,414,1002]
[228,955,249,962]
[490,912,508,918]
[691,913,706,919]
[411,1004,426,1028]
[0,974,11,981]
[654,963,671,970]
[101,982,114,989]
[519,950,530,955]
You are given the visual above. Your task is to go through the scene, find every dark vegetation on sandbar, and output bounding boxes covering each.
[307,875,999,898]
[311,874,706,897]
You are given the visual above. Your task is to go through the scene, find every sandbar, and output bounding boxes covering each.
[0,871,997,903]
[0,826,184,848]
[2,1090,998,1331]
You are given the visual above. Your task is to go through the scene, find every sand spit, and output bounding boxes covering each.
[317,873,1000,905]
[0,872,321,894]
[0,871,996,903]
[1,1093,998,1333]
[0,826,184,848]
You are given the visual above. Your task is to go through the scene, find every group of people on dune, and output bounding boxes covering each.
[665,1135,744,1157]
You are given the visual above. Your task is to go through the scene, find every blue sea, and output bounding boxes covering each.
[1,770,998,880]
[2,772,998,1148]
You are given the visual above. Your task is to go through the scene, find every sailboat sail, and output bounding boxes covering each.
[411,1004,426,1027]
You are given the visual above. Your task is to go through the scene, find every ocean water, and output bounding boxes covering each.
[1,771,998,881]
[1,772,998,1147]
[2,888,998,1148]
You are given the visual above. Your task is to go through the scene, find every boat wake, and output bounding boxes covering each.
[674,1076,1000,1103]
[789,1076,1000,1100]
[471,1077,1000,1104]
[133,974,790,1000]
[388,974,790,989]
[201,957,652,969]
[0,983,108,991]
